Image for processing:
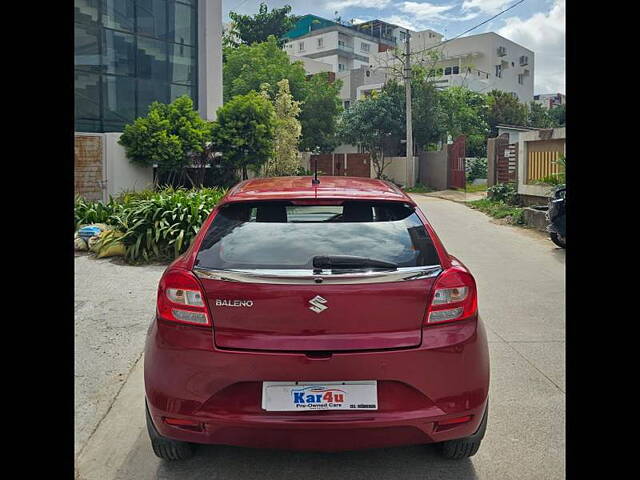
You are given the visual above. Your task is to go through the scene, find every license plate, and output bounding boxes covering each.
[262,381,378,411]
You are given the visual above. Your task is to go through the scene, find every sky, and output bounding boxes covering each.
[222,0,565,95]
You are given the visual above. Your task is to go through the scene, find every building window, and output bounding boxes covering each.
[317,37,323,48]
[452,65,459,74]
[338,63,346,72]
[74,0,199,133]
[444,67,452,75]
[361,42,370,52]
[517,74,524,85]
[519,55,529,66]
[298,41,305,52]
[344,100,350,109]
[495,64,502,78]
[366,70,370,77]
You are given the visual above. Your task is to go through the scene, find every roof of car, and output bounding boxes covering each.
[220,176,414,205]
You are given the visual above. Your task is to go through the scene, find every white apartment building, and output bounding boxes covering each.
[283,25,381,74]
[283,16,535,104]
[429,32,534,103]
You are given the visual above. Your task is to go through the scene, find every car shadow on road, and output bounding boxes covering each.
[116,430,478,480]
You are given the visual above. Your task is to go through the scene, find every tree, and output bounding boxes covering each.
[262,79,302,176]
[486,90,528,135]
[223,35,307,103]
[411,67,447,151]
[339,90,404,179]
[527,101,553,128]
[299,73,343,153]
[227,3,298,48]
[224,37,343,154]
[118,95,212,185]
[549,104,566,127]
[437,86,489,157]
[212,91,276,180]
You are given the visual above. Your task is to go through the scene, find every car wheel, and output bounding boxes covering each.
[145,401,195,461]
[439,402,488,460]
[549,232,566,248]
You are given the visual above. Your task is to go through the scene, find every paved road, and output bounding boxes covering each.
[75,254,166,458]
[76,195,565,480]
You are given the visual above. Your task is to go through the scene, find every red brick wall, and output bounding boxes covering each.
[75,135,104,201]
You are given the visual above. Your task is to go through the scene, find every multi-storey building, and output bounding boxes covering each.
[534,93,565,109]
[283,15,535,105]
[75,0,223,133]
[421,32,534,103]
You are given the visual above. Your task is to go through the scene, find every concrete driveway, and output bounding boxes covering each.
[75,195,565,480]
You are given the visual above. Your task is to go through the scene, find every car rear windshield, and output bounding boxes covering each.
[195,201,441,270]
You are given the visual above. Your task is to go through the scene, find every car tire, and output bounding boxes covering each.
[549,232,566,249]
[145,401,196,461]
[439,402,488,460]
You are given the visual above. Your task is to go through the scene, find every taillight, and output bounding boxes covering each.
[157,269,211,326]
[426,267,477,324]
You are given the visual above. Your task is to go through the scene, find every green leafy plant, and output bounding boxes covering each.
[74,196,125,229]
[227,3,298,48]
[213,91,276,180]
[487,182,518,204]
[261,79,302,176]
[466,157,488,183]
[467,199,525,225]
[76,187,227,264]
[118,96,213,184]
[110,187,226,264]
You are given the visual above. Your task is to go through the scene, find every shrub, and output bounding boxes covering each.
[467,198,524,225]
[75,196,124,229]
[110,187,226,263]
[487,182,518,204]
[466,157,488,182]
[118,96,213,178]
[75,187,227,264]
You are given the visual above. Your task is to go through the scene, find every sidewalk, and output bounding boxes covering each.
[410,189,487,203]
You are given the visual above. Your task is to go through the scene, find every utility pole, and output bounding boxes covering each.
[403,29,414,187]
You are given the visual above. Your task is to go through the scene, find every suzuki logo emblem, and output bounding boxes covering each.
[308,295,328,313]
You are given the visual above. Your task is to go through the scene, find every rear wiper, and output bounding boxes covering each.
[312,255,398,271]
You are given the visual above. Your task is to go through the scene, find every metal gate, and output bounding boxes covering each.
[447,135,466,189]
[310,153,371,178]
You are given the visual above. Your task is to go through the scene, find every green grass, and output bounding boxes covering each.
[403,183,435,193]
[467,198,525,225]
[458,182,488,193]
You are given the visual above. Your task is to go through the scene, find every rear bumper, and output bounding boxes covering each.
[144,316,490,452]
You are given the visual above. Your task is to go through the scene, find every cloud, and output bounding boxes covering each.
[398,2,479,23]
[325,0,391,9]
[379,14,422,31]
[497,0,565,93]
[399,2,456,19]
[462,0,512,15]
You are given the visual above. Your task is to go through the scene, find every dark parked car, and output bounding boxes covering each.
[144,176,490,460]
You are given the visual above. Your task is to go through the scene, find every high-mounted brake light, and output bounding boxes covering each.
[426,267,477,324]
[157,269,211,326]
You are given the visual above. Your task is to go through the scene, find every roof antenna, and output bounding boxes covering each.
[312,156,320,185]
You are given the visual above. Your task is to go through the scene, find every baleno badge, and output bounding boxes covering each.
[216,299,253,307]
[309,295,328,313]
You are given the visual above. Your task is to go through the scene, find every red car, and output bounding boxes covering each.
[144,176,490,460]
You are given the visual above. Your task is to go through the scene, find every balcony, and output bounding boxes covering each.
[337,43,354,54]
